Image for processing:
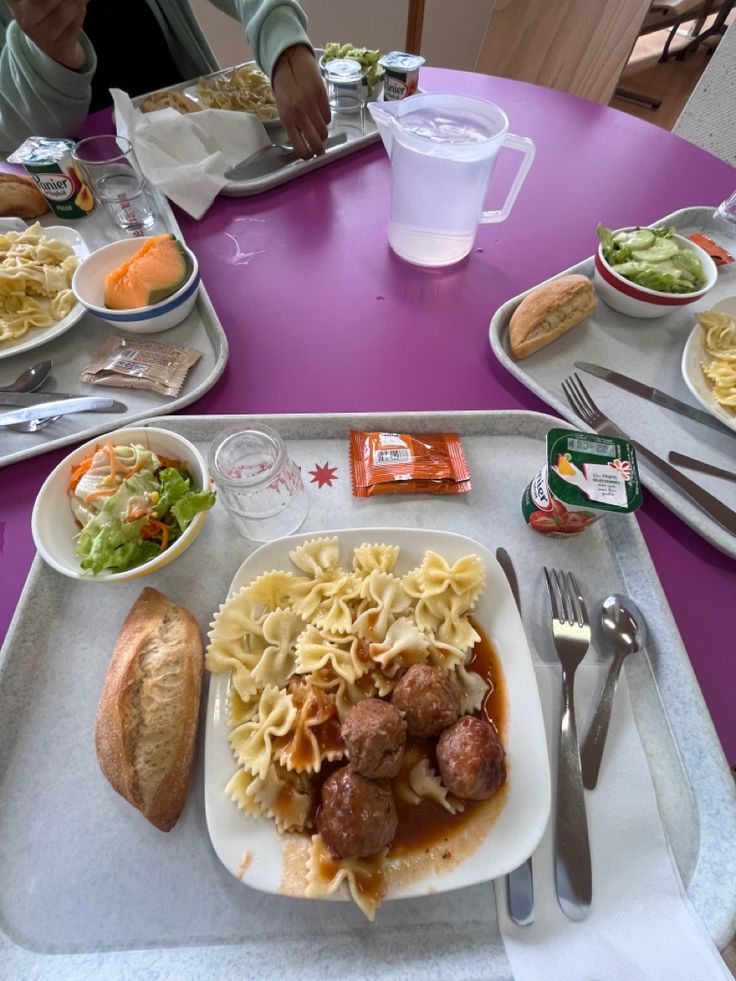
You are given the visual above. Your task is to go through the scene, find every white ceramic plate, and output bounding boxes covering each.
[680,296,736,433]
[204,527,551,905]
[0,224,88,362]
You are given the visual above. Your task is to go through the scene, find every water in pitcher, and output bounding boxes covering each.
[388,108,499,266]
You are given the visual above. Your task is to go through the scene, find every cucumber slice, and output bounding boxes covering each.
[613,228,656,250]
[631,238,678,262]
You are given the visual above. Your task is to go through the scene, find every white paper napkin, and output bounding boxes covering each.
[111,89,271,220]
[495,664,732,981]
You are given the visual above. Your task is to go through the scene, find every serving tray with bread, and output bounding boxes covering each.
[489,206,736,559]
[0,181,228,469]
[0,410,733,978]
[133,54,382,197]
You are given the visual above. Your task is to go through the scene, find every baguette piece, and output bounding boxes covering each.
[95,587,204,832]
[0,172,49,219]
[509,274,596,359]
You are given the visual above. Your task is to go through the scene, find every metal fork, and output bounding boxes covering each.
[562,373,736,536]
[544,567,592,920]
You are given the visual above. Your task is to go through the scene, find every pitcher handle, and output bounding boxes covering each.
[480,133,536,224]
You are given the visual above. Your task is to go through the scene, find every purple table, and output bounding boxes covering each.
[1,68,735,764]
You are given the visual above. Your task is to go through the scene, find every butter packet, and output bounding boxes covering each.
[80,335,201,397]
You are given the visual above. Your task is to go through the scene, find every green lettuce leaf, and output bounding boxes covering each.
[171,489,217,531]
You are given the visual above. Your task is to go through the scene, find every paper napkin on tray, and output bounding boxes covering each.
[495,664,732,981]
[112,89,271,220]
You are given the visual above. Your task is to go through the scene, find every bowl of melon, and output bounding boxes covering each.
[72,233,200,333]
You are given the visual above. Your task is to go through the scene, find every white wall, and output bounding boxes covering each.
[188,0,496,72]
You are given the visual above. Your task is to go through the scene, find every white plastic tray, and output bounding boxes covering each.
[489,206,736,559]
[0,410,733,978]
[0,191,228,469]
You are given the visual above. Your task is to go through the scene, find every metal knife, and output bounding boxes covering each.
[575,361,736,440]
[0,397,126,427]
[225,132,349,181]
[496,547,534,927]
[0,391,83,407]
[669,451,736,484]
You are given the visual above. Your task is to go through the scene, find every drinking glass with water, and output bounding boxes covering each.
[73,135,155,234]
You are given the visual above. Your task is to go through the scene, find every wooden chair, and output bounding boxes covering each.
[472,0,652,105]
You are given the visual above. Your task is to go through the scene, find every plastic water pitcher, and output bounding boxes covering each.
[368,94,535,266]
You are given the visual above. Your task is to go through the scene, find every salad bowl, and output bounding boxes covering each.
[594,227,717,319]
[32,426,213,583]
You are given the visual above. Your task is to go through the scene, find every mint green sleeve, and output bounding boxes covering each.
[0,16,97,155]
[205,0,312,76]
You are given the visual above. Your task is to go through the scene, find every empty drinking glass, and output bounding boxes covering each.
[715,191,736,226]
[73,135,155,234]
[324,57,365,132]
[208,424,308,541]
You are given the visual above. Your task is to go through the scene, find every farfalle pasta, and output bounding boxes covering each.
[0,223,79,343]
[206,536,503,921]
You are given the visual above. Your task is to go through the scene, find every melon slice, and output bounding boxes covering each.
[104,234,192,310]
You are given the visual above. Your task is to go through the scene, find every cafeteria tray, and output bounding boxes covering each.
[489,206,736,559]
[133,56,381,197]
[1,410,734,980]
[0,191,228,469]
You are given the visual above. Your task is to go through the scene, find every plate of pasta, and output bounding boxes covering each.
[681,298,736,430]
[182,65,281,125]
[0,221,88,360]
[204,528,550,921]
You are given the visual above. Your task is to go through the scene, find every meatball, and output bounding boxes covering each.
[436,715,506,801]
[391,664,461,737]
[316,765,398,859]
[342,699,407,779]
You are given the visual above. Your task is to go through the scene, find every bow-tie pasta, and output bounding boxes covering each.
[206,537,507,921]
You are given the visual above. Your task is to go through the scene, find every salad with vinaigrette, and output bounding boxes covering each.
[597,224,707,294]
[68,442,215,575]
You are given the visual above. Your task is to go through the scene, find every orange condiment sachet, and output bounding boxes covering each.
[349,430,471,497]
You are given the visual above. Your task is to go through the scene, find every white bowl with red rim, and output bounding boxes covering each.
[593,228,718,319]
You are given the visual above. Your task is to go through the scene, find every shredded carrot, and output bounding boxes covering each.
[83,487,117,504]
[124,458,147,478]
[141,518,170,551]
[68,456,94,494]
[157,454,181,470]
[105,442,117,482]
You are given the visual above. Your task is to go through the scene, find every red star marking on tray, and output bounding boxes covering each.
[309,462,338,488]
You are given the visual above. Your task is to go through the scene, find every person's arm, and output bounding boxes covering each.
[207,0,330,159]
[0,3,95,155]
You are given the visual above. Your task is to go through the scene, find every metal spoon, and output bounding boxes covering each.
[580,594,646,790]
[0,360,53,394]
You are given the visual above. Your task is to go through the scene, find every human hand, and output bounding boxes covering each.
[8,0,88,70]
[272,44,331,160]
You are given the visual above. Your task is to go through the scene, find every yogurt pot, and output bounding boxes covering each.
[8,137,94,220]
[522,428,642,536]
[378,52,425,100]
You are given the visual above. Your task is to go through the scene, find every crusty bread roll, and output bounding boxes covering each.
[509,274,596,359]
[140,90,202,114]
[0,172,49,219]
[95,587,204,832]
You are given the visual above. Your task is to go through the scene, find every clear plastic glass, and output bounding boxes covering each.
[324,57,365,132]
[715,190,736,225]
[208,424,308,541]
[72,135,155,234]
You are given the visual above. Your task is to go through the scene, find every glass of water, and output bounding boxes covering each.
[72,135,155,234]
[208,424,309,542]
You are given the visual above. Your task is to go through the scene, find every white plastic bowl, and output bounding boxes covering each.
[32,426,212,583]
[72,236,200,333]
[593,228,718,319]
